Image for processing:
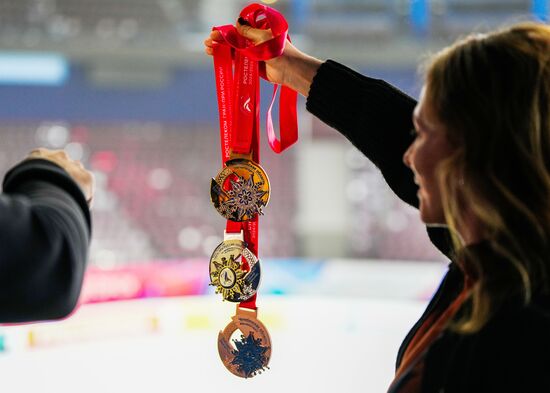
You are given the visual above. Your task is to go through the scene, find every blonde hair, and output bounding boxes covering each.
[425,22,550,332]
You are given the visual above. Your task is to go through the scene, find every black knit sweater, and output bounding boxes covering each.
[0,158,91,323]
[306,60,550,393]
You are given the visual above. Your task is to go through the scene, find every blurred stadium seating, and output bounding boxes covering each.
[0,122,298,263]
[0,120,445,263]
[1,2,548,391]
[431,0,533,38]
[0,0,546,66]
[0,1,547,266]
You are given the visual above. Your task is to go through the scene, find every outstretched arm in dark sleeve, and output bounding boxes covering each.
[306,60,452,257]
[306,60,418,206]
[0,159,91,323]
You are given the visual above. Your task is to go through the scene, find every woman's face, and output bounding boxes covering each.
[403,87,455,224]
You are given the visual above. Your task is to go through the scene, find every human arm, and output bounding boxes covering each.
[206,26,418,205]
[205,22,322,97]
[0,155,92,323]
[205,24,452,257]
[305,61,454,255]
[421,305,550,393]
[306,60,419,207]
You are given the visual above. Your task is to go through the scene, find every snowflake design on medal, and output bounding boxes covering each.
[231,332,270,378]
[218,199,238,218]
[223,175,267,221]
[241,282,254,299]
[210,255,246,300]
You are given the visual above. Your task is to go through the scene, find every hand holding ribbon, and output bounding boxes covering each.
[209,5,298,377]
[212,3,298,154]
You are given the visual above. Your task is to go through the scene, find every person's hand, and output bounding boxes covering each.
[204,19,322,97]
[204,22,288,86]
[26,148,95,207]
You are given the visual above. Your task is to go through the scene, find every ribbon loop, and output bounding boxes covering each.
[212,4,294,375]
[215,4,289,62]
[213,3,298,154]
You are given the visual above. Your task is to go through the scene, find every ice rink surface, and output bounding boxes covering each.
[0,260,446,393]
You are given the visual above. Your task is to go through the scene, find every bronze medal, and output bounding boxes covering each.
[209,239,260,302]
[218,306,271,378]
[210,158,270,222]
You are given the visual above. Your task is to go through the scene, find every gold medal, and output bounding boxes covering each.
[210,158,270,222]
[218,306,271,378]
[209,238,260,302]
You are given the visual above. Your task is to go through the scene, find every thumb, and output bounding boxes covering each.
[237,18,273,45]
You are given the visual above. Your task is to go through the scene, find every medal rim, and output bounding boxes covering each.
[209,239,261,303]
[210,158,271,222]
[217,308,272,378]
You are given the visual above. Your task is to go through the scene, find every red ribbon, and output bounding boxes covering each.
[212,3,298,310]
[214,3,298,155]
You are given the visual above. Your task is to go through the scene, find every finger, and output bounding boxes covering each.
[87,173,96,207]
[210,30,222,41]
[236,23,273,44]
[84,171,94,188]
[55,150,70,160]
[205,47,214,56]
[28,148,46,156]
[205,38,220,49]
[205,36,218,46]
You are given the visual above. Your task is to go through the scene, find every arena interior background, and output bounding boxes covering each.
[0,1,547,392]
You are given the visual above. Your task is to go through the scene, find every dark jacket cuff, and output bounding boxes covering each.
[3,158,91,236]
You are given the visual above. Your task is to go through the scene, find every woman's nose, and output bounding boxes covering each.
[403,144,413,168]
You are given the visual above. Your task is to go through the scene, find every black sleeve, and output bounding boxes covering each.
[419,306,550,393]
[306,60,452,257]
[478,308,550,393]
[306,60,418,206]
[0,158,91,323]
